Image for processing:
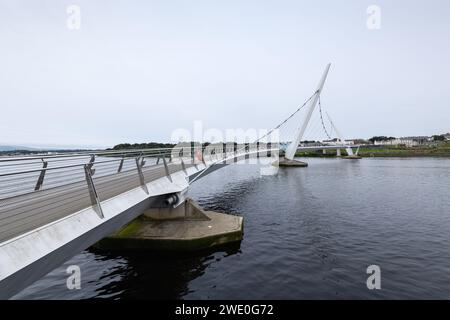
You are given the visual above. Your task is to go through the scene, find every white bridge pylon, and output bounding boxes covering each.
[326,112,354,156]
[284,63,357,159]
[285,63,331,160]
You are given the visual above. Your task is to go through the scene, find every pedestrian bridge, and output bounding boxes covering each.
[0,63,362,298]
[0,145,277,298]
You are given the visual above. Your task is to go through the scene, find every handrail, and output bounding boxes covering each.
[0,146,191,163]
[0,143,257,163]
[0,151,176,169]
[0,146,279,202]
[0,144,268,175]
[0,157,147,177]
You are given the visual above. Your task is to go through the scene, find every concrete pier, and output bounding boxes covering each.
[95,198,243,252]
[343,155,362,160]
[276,157,308,167]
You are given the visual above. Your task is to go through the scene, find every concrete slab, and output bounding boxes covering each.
[343,155,362,160]
[95,201,244,252]
[275,157,308,167]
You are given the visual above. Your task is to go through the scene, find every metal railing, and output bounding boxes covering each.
[0,144,278,201]
[0,147,175,200]
[0,144,278,243]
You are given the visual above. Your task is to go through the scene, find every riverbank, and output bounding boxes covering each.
[295,142,450,158]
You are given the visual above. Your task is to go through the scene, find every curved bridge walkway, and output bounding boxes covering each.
[0,145,278,298]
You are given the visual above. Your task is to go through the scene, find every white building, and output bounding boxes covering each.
[374,136,431,147]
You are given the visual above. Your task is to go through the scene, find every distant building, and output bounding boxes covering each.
[343,140,355,145]
[374,136,431,147]
[300,141,322,147]
[321,138,367,146]
[344,139,369,145]
[444,133,450,141]
[322,138,339,145]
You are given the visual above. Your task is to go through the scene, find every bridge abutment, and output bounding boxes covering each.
[276,157,308,167]
[95,198,243,252]
[343,155,362,159]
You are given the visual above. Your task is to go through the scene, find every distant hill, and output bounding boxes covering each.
[111,142,176,150]
[0,145,38,151]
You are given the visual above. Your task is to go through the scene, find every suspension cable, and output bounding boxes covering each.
[254,90,318,144]
[189,90,319,185]
[318,95,333,140]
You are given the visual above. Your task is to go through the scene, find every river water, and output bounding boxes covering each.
[13,157,450,299]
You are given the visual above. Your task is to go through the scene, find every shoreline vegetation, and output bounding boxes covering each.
[2,142,450,158]
[294,142,450,158]
[111,142,450,158]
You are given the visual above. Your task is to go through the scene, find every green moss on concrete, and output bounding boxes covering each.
[94,211,244,252]
[95,229,243,252]
[113,217,144,238]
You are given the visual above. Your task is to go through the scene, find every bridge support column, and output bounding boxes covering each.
[336,149,341,157]
[276,157,308,167]
[95,198,243,252]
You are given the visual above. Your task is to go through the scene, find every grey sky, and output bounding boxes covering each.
[1,0,449,148]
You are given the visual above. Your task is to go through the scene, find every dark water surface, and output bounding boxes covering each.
[13,157,450,299]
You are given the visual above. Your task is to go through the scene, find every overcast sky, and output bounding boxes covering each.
[1,0,449,148]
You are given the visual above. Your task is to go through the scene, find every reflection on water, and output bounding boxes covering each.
[13,157,450,299]
[92,246,242,300]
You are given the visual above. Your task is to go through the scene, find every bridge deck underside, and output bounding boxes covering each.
[0,162,192,244]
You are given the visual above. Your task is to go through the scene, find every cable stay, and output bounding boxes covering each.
[318,96,333,141]
[188,90,319,185]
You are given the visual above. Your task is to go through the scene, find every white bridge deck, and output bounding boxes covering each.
[0,63,359,299]
[0,146,276,298]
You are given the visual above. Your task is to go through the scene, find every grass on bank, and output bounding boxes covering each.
[294,142,450,157]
